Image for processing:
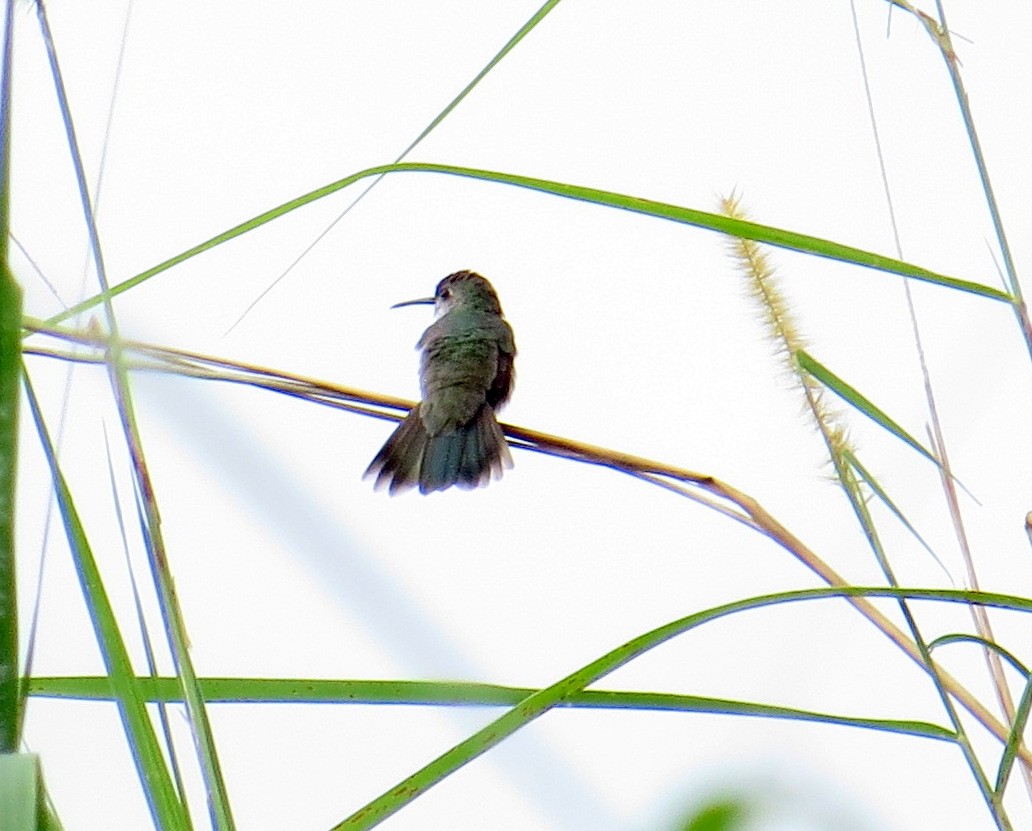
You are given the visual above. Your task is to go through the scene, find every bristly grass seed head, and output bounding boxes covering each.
[720,193,854,471]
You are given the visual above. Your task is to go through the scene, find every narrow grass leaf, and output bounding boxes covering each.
[47,163,1008,326]
[102,429,190,806]
[26,675,954,743]
[797,349,938,465]
[844,450,950,578]
[928,633,1029,678]
[131,485,232,830]
[330,585,1028,829]
[22,371,188,830]
[226,0,565,330]
[36,4,232,822]
[995,672,1032,799]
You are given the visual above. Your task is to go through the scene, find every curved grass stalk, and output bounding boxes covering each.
[227,0,568,332]
[45,163,1007,328]
[327,586,1032,830]
[722,190,1016,825]
[19,324,1032,769]
[856,4,1032,813]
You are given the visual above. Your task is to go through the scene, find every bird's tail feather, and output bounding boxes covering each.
[365,405,511,495]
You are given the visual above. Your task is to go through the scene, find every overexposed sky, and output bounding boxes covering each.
[11,2,1032,829]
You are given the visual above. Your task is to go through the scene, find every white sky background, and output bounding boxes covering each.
[8,1,1032,829]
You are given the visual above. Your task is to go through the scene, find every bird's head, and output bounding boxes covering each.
[391,270,503,317]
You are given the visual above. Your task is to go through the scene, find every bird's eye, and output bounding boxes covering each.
[440,288,451,299]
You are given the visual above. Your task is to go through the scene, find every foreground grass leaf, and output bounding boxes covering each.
[0,753,40,831]
[0,264,19,752]
[0,0,21,754]
[22,372,189,830]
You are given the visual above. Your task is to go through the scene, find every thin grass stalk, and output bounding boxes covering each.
[878,0,1032,348]
[845,462,1006,824]
[103,434,190,806]
[921,5,1032,801]
[928,417,1032,803]
[721,195,1007,825]
[330,586,1032,830]
[861,0,1032,803]
[33,3,230,826]
[20,323,1032,764]
[22,369,188,829]
[228,0,567,331]
[931,1,1032,353]
[45,162,1006,327]
[996,675,1032,809]
[824,379,1005,820]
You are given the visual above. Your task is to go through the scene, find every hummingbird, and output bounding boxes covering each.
[365,270,516,494]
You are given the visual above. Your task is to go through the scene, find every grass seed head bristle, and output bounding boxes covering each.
[720,193,855,469]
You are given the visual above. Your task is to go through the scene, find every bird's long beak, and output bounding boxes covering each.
[390,297,435,309]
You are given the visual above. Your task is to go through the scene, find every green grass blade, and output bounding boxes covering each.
[36,3,232,824]
[103,436,190,808]
[0,0,21,756]
[0,262,20,754]
[797,349,938,464]
[130,487,232,831]
[329,585,1031,829]
[925,630,1032,801]
[46,163,1008,326]
[227,0,567,329]
[844,450,950,577]
[927,633,1030,677]
[994,672,1032,800]
[0,0,11,265]
[21,370,189,830]
[26,675,954,743]
[404,1,562,154]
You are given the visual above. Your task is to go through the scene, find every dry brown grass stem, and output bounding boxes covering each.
[20,318,1030,765]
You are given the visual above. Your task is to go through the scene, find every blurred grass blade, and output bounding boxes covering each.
[47,163,1008,325]
[797,349,937,465]
[21,370,189,830]
[0,753,40,831]
[0,262,20,754]
[0,0,21,755]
